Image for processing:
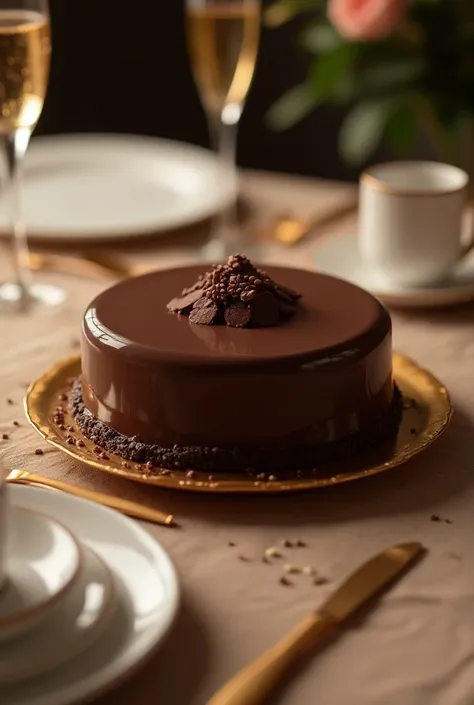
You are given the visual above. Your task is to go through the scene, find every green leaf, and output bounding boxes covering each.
[300,23,343,54]
[339,99,397,165]
[309,44,358,100]
[266,84,317,131]
[385,101,416,154]
[353,59,425,99]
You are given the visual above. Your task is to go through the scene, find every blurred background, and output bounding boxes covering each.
[36,0,385,182]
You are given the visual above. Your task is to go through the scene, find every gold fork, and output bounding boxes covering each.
[7,469,174,527]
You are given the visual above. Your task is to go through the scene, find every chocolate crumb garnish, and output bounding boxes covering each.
[296,540,307,548]
[445,518,453,524]
[314,576,329,586]
[13,421,20,427]
[281,539,293,548]
[265,547,282,560]
[431,514,441,522]
[34,448,44,455]
[284,564,300,574]
[280,576,292,586]
[2,433,8,440]
[146,461,154,471]
[167,254,301,328]
[122,461,130,469]
[76,439,85,448]
[6,398,13,405]
[186,469,197,479]
[100,451,109,460]
[228,542,236,547]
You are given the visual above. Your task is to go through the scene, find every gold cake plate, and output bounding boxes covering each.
[25,353,452,494]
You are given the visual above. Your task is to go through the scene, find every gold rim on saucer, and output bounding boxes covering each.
[24,353,452,494]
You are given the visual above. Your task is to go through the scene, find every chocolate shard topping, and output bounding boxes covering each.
[251,292,280,327]
[189,301,218,325]
[167,288,204,314]
[167,254,302,328]
[224,301,252,328]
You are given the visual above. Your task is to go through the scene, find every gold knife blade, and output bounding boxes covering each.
[7,469,175,527]
[208,542,425,705]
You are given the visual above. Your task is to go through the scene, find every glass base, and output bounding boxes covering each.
[0,282,67,311]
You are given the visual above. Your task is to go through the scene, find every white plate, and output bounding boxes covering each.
[4,484,179,705]
[0,134,237,243]
[0,505,81,642]
[314,233,474,308]
[0,544,116,685]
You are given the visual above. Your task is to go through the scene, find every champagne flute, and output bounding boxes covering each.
[186,0,261,259]
[0,0,65,310]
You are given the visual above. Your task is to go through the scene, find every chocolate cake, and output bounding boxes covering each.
[71,256,402,473]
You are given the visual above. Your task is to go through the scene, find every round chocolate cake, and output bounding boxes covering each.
[72,256,402,473]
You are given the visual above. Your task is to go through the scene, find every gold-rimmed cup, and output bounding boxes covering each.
[359,161,474,287]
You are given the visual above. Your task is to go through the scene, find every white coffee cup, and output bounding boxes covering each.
[0,465,7,592]
[359,161,474,287]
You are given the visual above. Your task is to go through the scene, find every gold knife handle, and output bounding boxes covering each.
[208,612,336,705]
[10,472,174,526]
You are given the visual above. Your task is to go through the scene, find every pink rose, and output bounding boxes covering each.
[328,0,406,41]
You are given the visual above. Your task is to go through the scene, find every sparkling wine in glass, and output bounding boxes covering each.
[0,0,65,310]
[186,0,261,258]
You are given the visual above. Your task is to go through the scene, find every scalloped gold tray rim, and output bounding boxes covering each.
[24,353,452,494]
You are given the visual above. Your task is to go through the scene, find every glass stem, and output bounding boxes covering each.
[208,110,240,258]
[4,128,32,298]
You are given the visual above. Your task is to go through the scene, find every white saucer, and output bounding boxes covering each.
[0,505,81,642]
[0,134,237,243]
[0,544,116,685]
[4,484,179,705]
[314,233,474,308]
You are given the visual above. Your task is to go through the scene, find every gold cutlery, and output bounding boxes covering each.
[273,200,358,247]
[208,541,424,705]
[7,469,174,527]
[28,251,143,280]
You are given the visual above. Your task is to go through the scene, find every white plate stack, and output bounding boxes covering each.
[0,484,179,705]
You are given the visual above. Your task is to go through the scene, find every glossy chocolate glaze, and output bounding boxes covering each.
[81,265,393,448]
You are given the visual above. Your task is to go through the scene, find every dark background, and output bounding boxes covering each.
[36,0,368,182]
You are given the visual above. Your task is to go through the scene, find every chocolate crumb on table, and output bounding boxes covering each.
[12,421,20,427]
[2,433,9,440]
[6,398,13,405]
[34,448,44,455]
[280,576,293,586]
[430,514,441,522]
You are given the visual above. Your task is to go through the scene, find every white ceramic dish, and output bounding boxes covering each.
[0,544,116,685]
[0,133,237,243]
[3,484,179,705]
[0,505,81,642]
[314,232,474,308]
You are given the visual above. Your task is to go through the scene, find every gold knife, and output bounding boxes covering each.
[7,469,174,527]
[208,542,424,705]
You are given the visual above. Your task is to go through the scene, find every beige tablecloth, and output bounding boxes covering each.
[1,171,474,705]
